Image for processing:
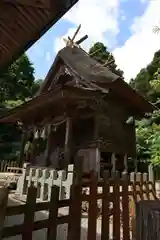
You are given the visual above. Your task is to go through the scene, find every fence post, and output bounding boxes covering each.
[101,171,110,240]
[148,164,154,183]
[112,171,120,240]
[122,172,130,240]
[87,171,98,240]
[47,186,59,240]
[72,156,83,185]
[0,187,9,240]
[67,183,82,240]
[22,185,37,240]
[16,163,29,195]
[67,157,83,240]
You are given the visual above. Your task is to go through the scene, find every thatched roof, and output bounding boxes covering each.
[0,46,155,123]
[0,0,78,71]
[38,46,154,115]
[38,46,120,94]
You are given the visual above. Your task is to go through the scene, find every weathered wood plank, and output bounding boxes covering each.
[87,172,97,240]
[0,187,9,240]
[22,186,37,240]
[122,174,130,240]
[112,174,120,240]
[136,200,160,240]
[67,184,82,240]
[47,186,59,240]
[101,171,109,240]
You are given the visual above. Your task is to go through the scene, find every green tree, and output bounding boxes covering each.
[0,101,22,160]
[136,71,160,164]
[0,54,38,160]
[130,68,151,99]
[89,42,124,78]
[0,54,35,102]
[31,79,43,96]
[136,112,160,166]
[129,46,160,171]
[129,50,160,104]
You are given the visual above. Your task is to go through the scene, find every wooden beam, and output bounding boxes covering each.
[124,154,128,172]
[0,44,11,54]
[2,0,51,9]
[75,35,88,45]
[30,130,39,165]
[64,117,72,168]
[94,114,99,139]
[111,153,116,175]
[0,24,20,48]
[71,24,81,42]
[18,127,28,167]
[45,125,55,166]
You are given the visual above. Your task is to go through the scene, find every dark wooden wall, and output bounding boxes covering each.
[97,98,136,156]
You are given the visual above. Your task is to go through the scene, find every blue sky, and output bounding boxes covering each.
[27,0,160,82]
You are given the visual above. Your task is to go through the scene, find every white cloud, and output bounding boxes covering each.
[54,0,160,83]
[54,0,120,53]
[113,0,160,81]
[140,0,148,3]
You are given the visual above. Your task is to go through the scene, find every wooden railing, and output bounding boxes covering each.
[0,187,9,239]
[0,160,21,173]
[136,200,160,240]
[0,170,158,240]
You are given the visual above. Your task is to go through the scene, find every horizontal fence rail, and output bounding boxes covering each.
[16,163,157,201]
[16,164,74,200]
[0,169,158,240]
[0,160,21,173]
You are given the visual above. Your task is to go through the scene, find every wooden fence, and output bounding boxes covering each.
[16,162,157,202]
[136,200,160,240]
[0,171,157,240]
[16,164,74,200]
[0,160,21,173]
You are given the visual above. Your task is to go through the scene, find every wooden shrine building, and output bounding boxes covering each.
[0,46,154,176]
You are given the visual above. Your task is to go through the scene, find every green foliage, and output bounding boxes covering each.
[130,50,160,104]
[0,54,40,102]
[136,116,160,167]
[31,79,43,96]
[128,48,160,168]
[0,54,43,161]
[0,53,42,100]
[0,101,22,160]
[89,42,124,78]
[150,69,160,94]
[150,124,160,166]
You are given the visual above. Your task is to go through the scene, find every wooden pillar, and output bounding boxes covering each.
[134,157,138,172]
[148,164,154,182]
[45,125,52,166]
[95,148,100,178]
[94,114,99,139]
[18,127,27,167]
[64,117,72,169]
[111,152,116,175]
[30,129,39,165]
[45,125,57,167]
[124,154,128,172]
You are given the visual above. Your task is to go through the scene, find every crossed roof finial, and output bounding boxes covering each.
[63,24,88,48]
